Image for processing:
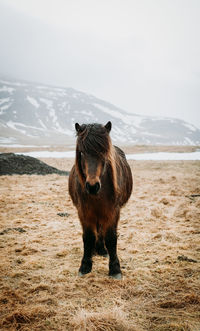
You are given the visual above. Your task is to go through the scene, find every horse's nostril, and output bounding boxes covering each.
[85,181,101,195]
[85,182,90,192]
[94,182,100,193]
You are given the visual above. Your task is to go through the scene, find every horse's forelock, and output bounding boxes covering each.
[77,124,110,157]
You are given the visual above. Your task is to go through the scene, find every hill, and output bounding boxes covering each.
[0,77,200,146]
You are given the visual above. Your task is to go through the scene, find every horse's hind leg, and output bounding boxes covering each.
[78,227,96,276]
[95,224,108,257]
[95,234,108,257]
[105,226,122,279]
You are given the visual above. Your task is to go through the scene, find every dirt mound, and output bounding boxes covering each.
[0,153,69,176]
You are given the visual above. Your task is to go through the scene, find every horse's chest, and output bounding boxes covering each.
[81,197,112,221]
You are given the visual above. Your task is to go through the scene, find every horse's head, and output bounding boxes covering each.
[75,121,112,195]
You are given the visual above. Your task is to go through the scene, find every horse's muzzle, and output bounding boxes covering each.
[85,181,101,195]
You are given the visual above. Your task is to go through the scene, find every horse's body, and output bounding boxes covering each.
[69,121,132,278]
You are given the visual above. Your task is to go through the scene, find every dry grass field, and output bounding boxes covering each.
[0,157,200,330]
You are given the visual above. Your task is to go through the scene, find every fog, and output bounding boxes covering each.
[0,0,199,127]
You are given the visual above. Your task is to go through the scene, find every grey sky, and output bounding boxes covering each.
[0,0,199,127]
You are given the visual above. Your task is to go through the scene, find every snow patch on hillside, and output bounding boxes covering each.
[38,119,47,129]
[49,109,57,124]
[27,96,40,108]
[0,97,10,105]
[184,137,195,145]
[0,86,15,94]
[0,103,12,114]
[0,80,27,87]
[184,123,197,132]
[7,121,27,135]
[142,131,162,137]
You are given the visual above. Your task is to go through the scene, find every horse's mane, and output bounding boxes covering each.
[75,123,118,194]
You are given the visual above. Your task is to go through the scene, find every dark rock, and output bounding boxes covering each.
[177,255,197,263]
[0,227,26,235]
[0,153,69,176]
[57,212,70,217]
[14,227,26,233]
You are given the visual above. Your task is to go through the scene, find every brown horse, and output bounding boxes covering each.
[68,121,133,279]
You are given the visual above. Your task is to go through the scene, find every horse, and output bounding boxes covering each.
[68,121,133,279]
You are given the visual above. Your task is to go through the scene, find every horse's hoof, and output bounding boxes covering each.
[103,253,109,258]
[78,270,92,277]
[78,271,85,277]
[110,273,122,280]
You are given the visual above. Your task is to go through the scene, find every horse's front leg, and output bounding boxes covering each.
[78,226,96,276]
[105,226,122,279]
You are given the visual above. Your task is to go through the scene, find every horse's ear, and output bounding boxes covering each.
[75,123,81,133]
[105,121,112,133]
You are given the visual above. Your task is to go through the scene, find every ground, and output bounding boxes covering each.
[0,155,200,330]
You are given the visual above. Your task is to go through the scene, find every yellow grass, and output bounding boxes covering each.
[0,158,200,330]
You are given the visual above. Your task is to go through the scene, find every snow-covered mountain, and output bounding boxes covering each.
[0,77,200,146]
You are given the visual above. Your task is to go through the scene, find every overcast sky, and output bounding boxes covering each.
[0,0,199,127]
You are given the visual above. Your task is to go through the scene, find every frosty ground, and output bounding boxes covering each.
[0,157,199,330]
